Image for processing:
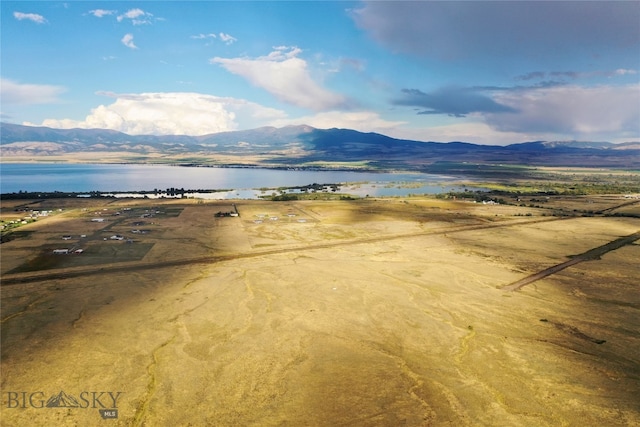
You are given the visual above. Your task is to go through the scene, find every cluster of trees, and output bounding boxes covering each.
[436,191,506,204]
[154,188,186,197]
[270,193,299,201]
[2,190,81,199]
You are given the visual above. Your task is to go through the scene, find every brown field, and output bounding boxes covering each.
[1,196,639,426]
[1,151,293,167]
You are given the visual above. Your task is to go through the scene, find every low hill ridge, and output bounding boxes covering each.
[1,123,638,168]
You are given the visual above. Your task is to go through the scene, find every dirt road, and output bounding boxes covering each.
[501,231,640,291]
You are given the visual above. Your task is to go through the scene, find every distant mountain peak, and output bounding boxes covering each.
[282,124,314,132]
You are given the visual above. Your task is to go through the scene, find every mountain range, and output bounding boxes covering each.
[1,122,639,170]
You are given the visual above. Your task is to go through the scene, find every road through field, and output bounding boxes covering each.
[1,216,568,286]
[501,230,640,291]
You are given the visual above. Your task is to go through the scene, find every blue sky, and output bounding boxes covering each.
[1,1,639,144]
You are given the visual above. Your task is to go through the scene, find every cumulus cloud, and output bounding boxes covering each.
[36,92,287,136]
[13,11,47,24]
[121,34,137,49]
[486,84,640,139]
[117,8,153,25]
[89,9,116,18]
[1,78,66,104]
[352,1,640,61]
[394,87,517,117]
[210,46,346,111]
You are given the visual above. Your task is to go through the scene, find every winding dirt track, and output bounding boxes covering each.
[1,216,566,286]
[501,230,640,291]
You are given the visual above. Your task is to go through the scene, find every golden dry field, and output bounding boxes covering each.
[1,196,639,426]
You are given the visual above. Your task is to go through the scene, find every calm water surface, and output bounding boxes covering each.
[1,163,468,198]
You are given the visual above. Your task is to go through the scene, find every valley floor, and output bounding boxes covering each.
[1,196,639,426]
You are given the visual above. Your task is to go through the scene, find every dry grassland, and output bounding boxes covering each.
[1,196,639,426]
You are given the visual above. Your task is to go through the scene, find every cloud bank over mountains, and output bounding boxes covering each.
[2,1,638,145]
[32,92,287,136]
[25,90,402,139]
[487,84,640,140]
[394,83,640,141]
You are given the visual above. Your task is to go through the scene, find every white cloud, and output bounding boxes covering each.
[117,8,153,25]
[89,9,116,18]
[13,12,47,24]
[219,33,237,45]
[614,69,638,76]
[270,110,405,135]
[211,46,346,111]
[486,84,640,140]
[35,92,287,136]
[191,33,216,40]
[121,34,137,49]
[1,78,65,104]
[119,9,145,20]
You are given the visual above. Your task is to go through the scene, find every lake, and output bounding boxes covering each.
[0,163,470,198]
